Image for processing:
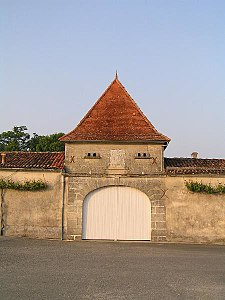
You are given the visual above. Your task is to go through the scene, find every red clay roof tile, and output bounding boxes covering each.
[0,152,64,170]
[165,158,225,175]
[60,77,170,143]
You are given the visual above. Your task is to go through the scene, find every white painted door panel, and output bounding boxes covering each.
[82,186,151,240]
[83,186,117,239]
[117,188,151,240]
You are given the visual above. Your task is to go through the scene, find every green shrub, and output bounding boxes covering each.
[0,179,46,191]
[185,181,225,194]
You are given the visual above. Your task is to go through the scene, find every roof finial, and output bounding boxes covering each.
[115,70,118,79]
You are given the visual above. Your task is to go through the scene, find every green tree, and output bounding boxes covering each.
[0,126,65,152]
[28,133,40,151]
[29,133,65,152]
[0,126,30,151]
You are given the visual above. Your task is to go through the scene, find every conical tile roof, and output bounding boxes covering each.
[60,77,170,143]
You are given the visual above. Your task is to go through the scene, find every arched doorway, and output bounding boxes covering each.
[82,186,151,240]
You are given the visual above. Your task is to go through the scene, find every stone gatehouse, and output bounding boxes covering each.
[61,75,170,241]
[0,75,225,243]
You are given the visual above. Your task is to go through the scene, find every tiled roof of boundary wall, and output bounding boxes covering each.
[165,158,225,175]
[0,152,64,170]
[0,152,225,174]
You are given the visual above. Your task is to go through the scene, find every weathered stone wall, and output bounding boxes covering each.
[65,172,225,244]
[65,142,163,175]
[64,142,225,244]
[64,142,167,241]
[64,175,167,242]
[165,176,225,244]
[0,169,63,239]
[1,144,225,244]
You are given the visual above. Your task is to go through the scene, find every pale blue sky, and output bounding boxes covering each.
[1,0,225,158]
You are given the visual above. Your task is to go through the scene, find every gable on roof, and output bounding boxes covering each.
[60,76,170,143]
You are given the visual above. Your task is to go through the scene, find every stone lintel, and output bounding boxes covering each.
[107,167,128,175]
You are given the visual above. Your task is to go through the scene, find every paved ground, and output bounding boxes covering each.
[0,238,225,300]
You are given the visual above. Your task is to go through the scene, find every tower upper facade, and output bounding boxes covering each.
[61,76,170,175]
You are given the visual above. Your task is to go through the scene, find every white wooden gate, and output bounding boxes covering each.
[82,186,151,240]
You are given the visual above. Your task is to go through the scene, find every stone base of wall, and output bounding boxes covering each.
[4,225,62,240]
[167,234,225,245]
